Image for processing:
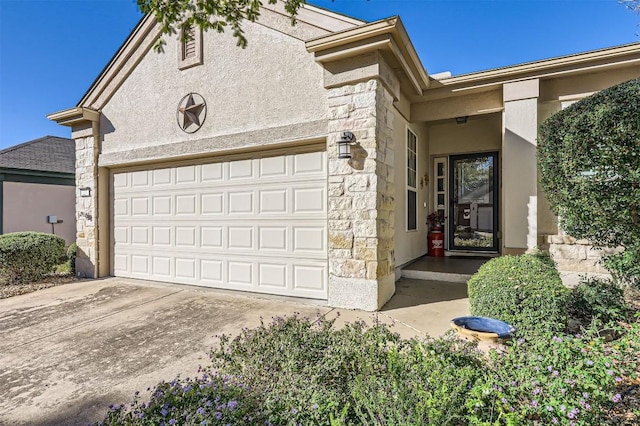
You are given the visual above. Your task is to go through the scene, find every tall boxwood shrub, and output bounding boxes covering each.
[538,77,640,286]
[0,232,65,284]
[468,254,569,338]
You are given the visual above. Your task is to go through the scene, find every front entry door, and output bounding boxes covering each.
[449,153,498,252]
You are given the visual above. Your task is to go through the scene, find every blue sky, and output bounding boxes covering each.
[0,0,638,150]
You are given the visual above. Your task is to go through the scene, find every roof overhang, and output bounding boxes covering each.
[306,17,430,96]
[47,107,100,127]
[424,42,640,99]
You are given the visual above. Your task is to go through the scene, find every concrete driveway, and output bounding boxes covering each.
[0,277,469,425]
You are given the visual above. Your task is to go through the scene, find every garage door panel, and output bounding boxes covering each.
[201,260,223,283]
[259,263,287,289]
[293,187,325,213]
[176,165,197,183]
[228,261,253,286]
[201,193,224,214]
[202,163,223,181]
[293,265,327,292]
[131,255,149,273]
[113,199,128,217]
[229,159,254,180]
[228,227,253,249]
[131,197,149,216]
[294,151,325,174]
[201,227,223,248]
[259,189,288,214]
[112,152,327,299]
[175,194,197,215]
[152,168,172,185]
[228,192,253,214]
[152,196,172,215]
[259,226,287,251]
[152,256,172,277]
[293,226,326,252]
[259,156,288,177]
[175,258,197,279]
[131,227,149,245]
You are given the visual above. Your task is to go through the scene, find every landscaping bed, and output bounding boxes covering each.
[0,273,78,299]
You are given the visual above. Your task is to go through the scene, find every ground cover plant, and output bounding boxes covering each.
[97,308,640,425]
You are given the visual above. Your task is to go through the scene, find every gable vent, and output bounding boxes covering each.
[178,25,203,70]
[182,26,197,60]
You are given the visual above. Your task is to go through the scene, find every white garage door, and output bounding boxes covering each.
[111,151,328,299]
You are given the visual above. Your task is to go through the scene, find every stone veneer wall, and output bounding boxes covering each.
[326,78,396,311]
[74,135,98,277]
[547,234,620,274]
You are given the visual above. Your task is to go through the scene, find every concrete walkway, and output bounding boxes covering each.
[0,277,469,425]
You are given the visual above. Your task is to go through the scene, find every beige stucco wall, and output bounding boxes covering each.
[2,182,76,245]
[100,17,328,161]
[428,114,501,157]
[393,109,429,267]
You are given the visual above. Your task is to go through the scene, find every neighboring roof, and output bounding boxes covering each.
[0,136,75,174]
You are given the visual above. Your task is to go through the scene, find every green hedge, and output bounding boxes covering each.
[468,253,569,339]
[0,232,65,284]
[538,77,640,286]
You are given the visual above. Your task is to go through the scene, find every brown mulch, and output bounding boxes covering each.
[0,274,78,299]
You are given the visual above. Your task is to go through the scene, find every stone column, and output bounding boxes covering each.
[502,79,539,254]
[72,124,99,278]
[326,73,397,311]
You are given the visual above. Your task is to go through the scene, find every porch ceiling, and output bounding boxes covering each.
[411,88,503,122]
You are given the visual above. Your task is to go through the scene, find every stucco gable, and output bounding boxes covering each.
[78,3,364,111]
[98,6,339,160]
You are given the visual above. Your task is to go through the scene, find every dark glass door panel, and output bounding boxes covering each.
[449,153,498,251]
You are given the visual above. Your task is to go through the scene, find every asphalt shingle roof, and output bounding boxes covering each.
[0,136,75,174]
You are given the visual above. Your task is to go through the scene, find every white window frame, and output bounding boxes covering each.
[406,128,418,232]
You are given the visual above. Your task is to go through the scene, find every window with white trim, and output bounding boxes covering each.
[407,128,418,231]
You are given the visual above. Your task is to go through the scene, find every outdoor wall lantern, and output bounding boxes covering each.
[338,131,355,159]
[79,187,91,197]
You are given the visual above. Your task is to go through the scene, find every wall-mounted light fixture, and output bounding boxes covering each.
[79,187,91,197]
[338,131,355,159]
[455,116,468,124]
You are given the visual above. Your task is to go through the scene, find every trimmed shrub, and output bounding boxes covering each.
[569,277,628,326]
[468,253,570,338]
[0,232,65,284]
[538,77,640,286]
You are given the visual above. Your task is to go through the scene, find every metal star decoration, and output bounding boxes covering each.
[177,93,207,133]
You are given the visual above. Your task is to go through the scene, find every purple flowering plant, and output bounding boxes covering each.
[466,321,638,425]
[96,373,264,426]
